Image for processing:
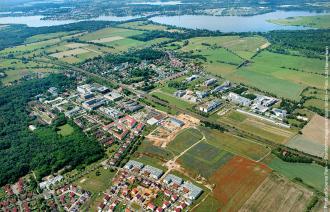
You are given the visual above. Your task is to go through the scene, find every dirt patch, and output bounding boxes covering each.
[209,156,271,211]
[146,114,200,147]
[239,173,314,212]
[301,114,328,146]
[90,36,124,43]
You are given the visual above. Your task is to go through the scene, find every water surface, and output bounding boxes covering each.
[150,11,328,32]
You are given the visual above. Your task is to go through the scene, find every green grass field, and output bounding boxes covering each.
[200,127,270,161]
[76,167,115,194]
[226,51,327,100]
[25,32,74,43]
[80,27,143,41]
[194,195,221,212]
[179,141,233,178]
[166,128,203,155]
[268,156,326,192]
[178,36,268,59]
[151,91,194,110]
[217,111,296,144]
[268,15,330,29]
[57,124,75,136]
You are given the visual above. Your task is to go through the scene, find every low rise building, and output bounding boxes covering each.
[170,118,185,127]
[142,165,163,179]
[204,78,217,86]
[199,100,221,113]
[227,92,251,107]
[181,182,203,200]
[124,160,144,170]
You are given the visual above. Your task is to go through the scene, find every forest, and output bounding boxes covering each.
[0,74,104,185]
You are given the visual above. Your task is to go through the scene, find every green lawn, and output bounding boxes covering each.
[57,124,75,136]
[200,127,269,161]
[194,195,221,212]
[179,141,233,178]
[151,91,194,110]
[80,27,143,41]
[166,128,203,155]
[268,156,326,192]
[75,167,115,194]
[226,51,327,100]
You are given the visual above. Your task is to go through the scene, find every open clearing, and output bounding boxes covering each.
[301,114,328,146]
[227,51,327,100]
[166,128,203,155]
[200,127,270,161]
[50,48,90,58]
[178,140,233,178]
[268,156,326,192]
[286,114,328,157]
[90,36,124,43]
[57,124,74,136]
[210,156,271,211]
[240,173,314,212]
[65,42,88,48]
[218,110,295,144]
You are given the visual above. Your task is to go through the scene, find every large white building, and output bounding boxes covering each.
[227,92,251,107]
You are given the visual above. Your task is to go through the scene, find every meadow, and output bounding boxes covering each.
[166,128,203,155]
[268,156,326,192]
[217,110,296,144]
[57,124,75,136]
[178,141,233,178]
[200,127,270,161]
[227,51,327,100]
[151,91,194,110]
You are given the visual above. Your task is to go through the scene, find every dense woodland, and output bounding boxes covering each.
[265,29,330,58]
[0,74,104,186]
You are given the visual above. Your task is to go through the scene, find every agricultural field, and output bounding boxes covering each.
[268,15,330,29]
[240,173,314,212]
[79,27,143,42]
[267,156,326,192]
[227,51,327,100]
[25,31,77,43]
[286,114,329,157]
[177,36,268,59]
[178,141,233,178]
[209,156,271,211]
[200,127,270,161]
[217,110,296,144]
[118,21,169,31]
[286,135,325,158]
[166,128,203,155]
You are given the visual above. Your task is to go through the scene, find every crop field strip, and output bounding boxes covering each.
[209,156,271,211]
[239,173,314,212]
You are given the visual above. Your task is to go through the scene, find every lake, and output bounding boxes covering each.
[149,11,328,32]
[0,15,138,27]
